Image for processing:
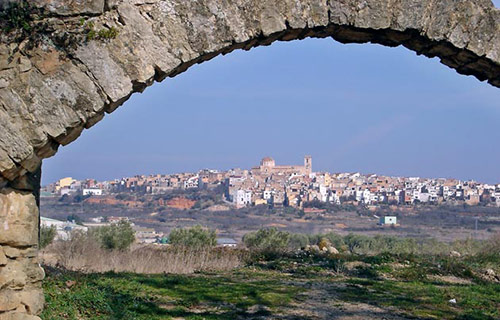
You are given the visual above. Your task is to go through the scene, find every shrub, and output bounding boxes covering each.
[0,1,35,32]
[169,225,216,249]
[288,233,309,250]
[318,238,331,251]
[97,26,119,39]
[193,199,214,210]
[243,228,290,253]
[92,220,135,250]
[66,214,83,225]
[323,232,345,250]
[39,225,57,249]
[344,233,372,254]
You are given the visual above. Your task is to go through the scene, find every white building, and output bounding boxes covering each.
[263,190,273,200]
[217,238,238,248]
[83,188,103,196]
[41,217,88,240]
[379,216,397,225]
[184,175,199,189]
[231,189,252,207]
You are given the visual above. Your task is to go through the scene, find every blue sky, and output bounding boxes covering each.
[43,19,500,185]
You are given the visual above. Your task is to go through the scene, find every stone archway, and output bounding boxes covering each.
[0,0,498,318]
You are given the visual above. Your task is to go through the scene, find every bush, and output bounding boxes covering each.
[0,1,36,32]
[318,238,331,251]
[243,228,290,253]
[92,220,135,250]
[67,214,83,225]
[288,233,309,250]
[323,232,345,250]
[344,233,372,254]
[169,225,216,249]
[40,225,57,249]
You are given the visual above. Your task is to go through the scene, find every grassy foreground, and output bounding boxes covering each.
[41,252,499,320]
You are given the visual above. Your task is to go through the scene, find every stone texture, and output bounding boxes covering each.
[0,189,38,247]
[32,0,105,16]
[0,260,27,289]
[19,289,44,315]
[0,289,20,312]
[0,312,41,320]
[0,247,7,266]
[2,247,21,258]
[0,253,44,317]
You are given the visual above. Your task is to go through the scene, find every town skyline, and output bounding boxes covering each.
[43,155,500,210]
[43,154,500,187]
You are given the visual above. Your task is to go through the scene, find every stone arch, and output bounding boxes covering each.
[0,0,498,318]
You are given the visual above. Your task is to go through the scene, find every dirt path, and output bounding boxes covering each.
[271,281,414,320]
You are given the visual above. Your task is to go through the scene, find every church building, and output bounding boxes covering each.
[251,156,312,176]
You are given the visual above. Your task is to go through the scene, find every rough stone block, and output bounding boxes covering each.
[0,311,41,320]
[0,289,21,312]
[0,261,27,289]
[32,0,105,15]
[19,289,44,315]
[3,247,21,258]
[0,189,38,247]
[24,259,45,284]
[0,247,7,266]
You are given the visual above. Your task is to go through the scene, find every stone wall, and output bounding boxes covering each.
[0,171,44,319]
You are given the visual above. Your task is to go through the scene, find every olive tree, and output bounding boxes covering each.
[243,227,290,252]
[92,220,135,250]
[168,225,217,248]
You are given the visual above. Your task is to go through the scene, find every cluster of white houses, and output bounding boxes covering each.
[42,156,500,208]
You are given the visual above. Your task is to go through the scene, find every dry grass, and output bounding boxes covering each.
[41,234,244,274]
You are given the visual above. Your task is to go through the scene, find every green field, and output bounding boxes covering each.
[41,252,500,320]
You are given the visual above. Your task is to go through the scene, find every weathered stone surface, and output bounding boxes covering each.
[0,247,7,266]
[0,189,38,247]
[0,260,27,289]
[24,259,45,284]
[8,167,41,192]
[3,247,21,258]
[0,311,41,320]
[0,258,42,285]
[0,289,21,312]
[75,41,133,104]
[0,79,8,89]
[0,0,498,182]
[32,0,105,15]
[19,288,44,315]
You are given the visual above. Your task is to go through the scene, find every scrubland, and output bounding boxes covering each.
[41,232,500,320]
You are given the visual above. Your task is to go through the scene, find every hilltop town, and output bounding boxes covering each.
[42,156,500,208]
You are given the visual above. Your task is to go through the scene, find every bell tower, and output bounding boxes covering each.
[304,155,312,174]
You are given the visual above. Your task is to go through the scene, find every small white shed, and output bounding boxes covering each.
[379,216,397,225]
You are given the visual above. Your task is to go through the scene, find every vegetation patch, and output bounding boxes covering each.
[0,1,47,44]
[338,278,500,319]
[41,268,299,320]
[41,231,499,319]
[0,1,119,50]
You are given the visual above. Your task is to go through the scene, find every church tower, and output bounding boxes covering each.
[304,155,312,175]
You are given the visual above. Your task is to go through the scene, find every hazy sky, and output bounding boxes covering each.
[43,13,500,185]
